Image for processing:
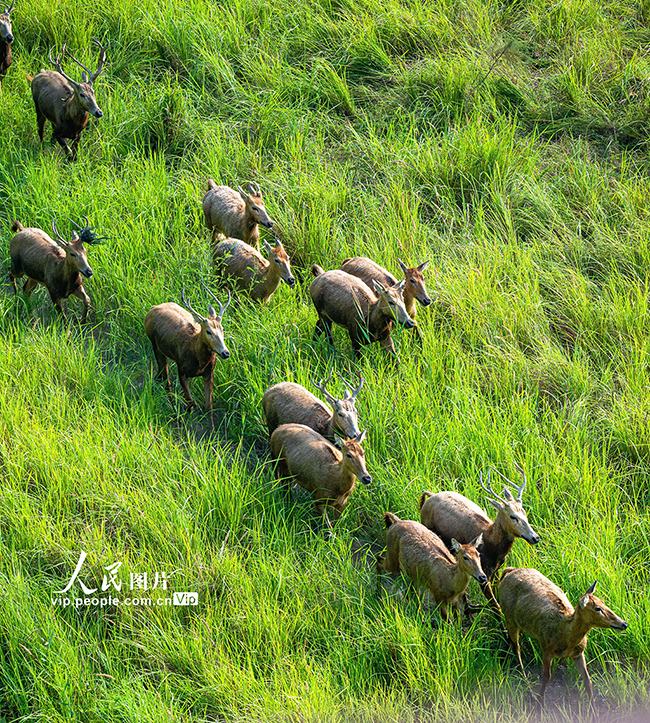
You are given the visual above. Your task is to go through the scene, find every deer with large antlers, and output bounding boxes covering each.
[30,39,108,160]
[9,217,100,322]
[0,1,15,88]
[262,370,364,441]
[419,466,539,610]
[144,286,231,426]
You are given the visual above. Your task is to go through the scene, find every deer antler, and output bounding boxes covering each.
[490,464,527,502]
[51,218,69,247]
[181,289,207,323]
[335,372,364,400]
[311,369,336,404]
[90,38,108,82]
[49,45,80,87]
[480,469,508,506]
[201,282,231,319]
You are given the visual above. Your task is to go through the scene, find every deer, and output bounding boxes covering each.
[144,286,231,426]
[262,370,363,441]
[419,466,540,611]
[340,257,431,338]
[30,40,108,161]
[270,424,371,529]
[203,180,274,247]
[9,217,101,322]
[499,569,627,707]
[377,513,486,622]
[309,267,414,365]
[213,237,295,303]
[0,1,14,88]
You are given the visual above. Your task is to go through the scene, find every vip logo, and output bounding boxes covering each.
[173,592,199,606]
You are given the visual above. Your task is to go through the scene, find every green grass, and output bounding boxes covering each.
[1,0,650,720]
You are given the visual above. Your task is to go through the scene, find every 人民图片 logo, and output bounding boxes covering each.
[51,551,198,608]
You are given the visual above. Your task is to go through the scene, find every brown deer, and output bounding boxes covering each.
[9,217,100,322]
[377,513,486,622]
[0,1,14,87]
[270,424,370,529]
[309,267,414,364]
[262,370,363,441]
[340,257,431,338]
[419,467,539,610]
[203,180,273,247]
[213,237,295,303]
[30,40,108,160]
[144,286,231,426]
[499,570,627,706]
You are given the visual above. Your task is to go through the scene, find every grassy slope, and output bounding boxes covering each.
[1,0,650,720]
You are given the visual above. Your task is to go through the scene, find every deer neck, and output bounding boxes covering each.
[443,559,471,596]
[64,94,89,125]
[188,336,213,374]
[564,608,594,650]
[337,457,358,494]
[0,40,10,64]
[478,520,514,578]
[368,299,393,330]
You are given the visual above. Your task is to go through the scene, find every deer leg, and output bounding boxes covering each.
[22,277,38,296]
[53,132,72,158]
[203,371,214,428]
[48,291,66,319]
[314,502,333,531]
[313,316,333,343]
[71,134,81,158]
[35,106,46,142]
[538,653,553,708]
[379,333,398,360]
[412,322,423,344]
[71,285,91,323]
[178,374,196,411]
[150,343,171,394]
[505,621,525,674]
[572,651,593,699]
[479,580,502,612]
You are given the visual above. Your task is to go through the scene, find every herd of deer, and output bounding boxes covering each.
[4,19,628,710]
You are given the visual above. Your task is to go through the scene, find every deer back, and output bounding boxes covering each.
[340,257,397,291]
[213,238,268,287]
[309,270,377,328]
[270,423,347,495]
[420,491,492,545]
[262,382,333,437]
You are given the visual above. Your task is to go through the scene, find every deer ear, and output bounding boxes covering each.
[585,580,597,595]
[355,429,366,444]
[263,240,272,254]
[237,186,251,203]
[418,260,430,272]
[450,539,461,553]
[487,497,504,512]
[397,259,408,273]
[372,279,386,294]
[207,304,217,318]
[333,434,343,449]
[471,533,483,548]
[579,595,589,608]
